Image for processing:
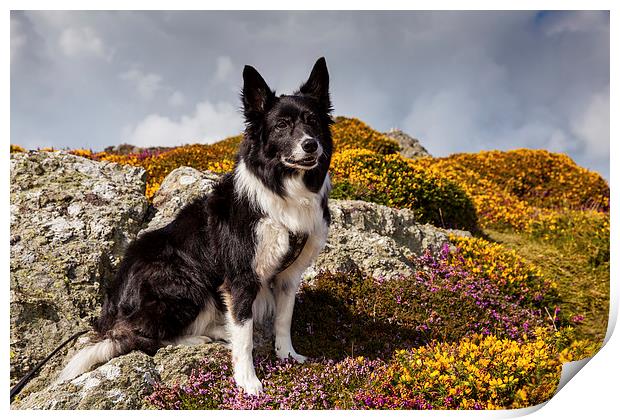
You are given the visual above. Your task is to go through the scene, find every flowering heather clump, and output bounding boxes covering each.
[144,234,586,410]
[448,236,556,307]
[147,348,385,409]
[330,116,400,154]
[330,148,478,231]
[356,328,596,410]
[291,240,558,364]
[146,328,595,410]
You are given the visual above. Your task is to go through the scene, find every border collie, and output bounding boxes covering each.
[57,58,333,395]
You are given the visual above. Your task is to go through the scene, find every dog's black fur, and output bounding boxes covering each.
[58,58,333,391]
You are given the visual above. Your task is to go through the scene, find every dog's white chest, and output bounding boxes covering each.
[235,160,330,233]
[253,218,291,281]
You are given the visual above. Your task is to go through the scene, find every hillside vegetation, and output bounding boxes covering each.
[10,116,609,409]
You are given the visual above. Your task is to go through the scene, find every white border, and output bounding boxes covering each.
[3,2,616,419]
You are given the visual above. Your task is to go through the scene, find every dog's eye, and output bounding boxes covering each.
[306,115,317,125]
[276,120,288,129]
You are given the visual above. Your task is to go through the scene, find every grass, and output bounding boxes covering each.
[484,228,609,349]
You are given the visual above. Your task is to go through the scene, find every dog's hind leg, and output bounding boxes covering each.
[205,323,229,343]
[163,335,213,346]
[55,338,122,384]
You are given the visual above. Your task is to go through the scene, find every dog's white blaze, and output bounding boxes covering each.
[253,218,290,281]
[234,159,330,233]
[56,339,122,384]
[290,132,323,160]
[226,315,263,395]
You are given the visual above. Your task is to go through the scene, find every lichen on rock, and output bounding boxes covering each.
[10,151,149,396]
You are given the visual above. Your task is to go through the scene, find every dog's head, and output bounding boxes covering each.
[239,57,333,175]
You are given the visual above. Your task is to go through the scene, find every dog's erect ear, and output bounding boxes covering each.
[299,57,331,112]
[242,65,274,115]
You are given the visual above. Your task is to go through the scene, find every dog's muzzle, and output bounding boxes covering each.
[282,138,322,170]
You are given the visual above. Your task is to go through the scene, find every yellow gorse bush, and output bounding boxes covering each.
[15,118,609,233]
[10,144,26,154]
[416,149,609,230]
[449,236,555,304]
[331,116,400,154]
[364,328,596,409]
[330,148,478,230]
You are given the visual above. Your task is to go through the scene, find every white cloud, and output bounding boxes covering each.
[119,69,164,100]
[544,11,608,36]
[11,11,610,179]
[499,121,573,153]
[168,91,186,107]
[402,88,480,156]
[214,56,234,83]
[11,16,27,60]
[570,89,610,159]
[546,129,571,154]
[123,99,243,147]
[58,26,111,59]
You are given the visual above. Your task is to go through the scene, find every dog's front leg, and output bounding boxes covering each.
[225,287,262,395]
[274,276,307,363]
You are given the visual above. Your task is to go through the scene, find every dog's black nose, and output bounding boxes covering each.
[302,138,318,153]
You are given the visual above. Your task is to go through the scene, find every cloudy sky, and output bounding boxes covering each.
[10,10,609,178]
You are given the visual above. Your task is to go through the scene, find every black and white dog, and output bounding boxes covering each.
[57,58,333,395]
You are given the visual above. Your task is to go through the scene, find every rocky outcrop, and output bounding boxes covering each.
[14,343,226,410]
[144,166,219,233]
[11,158,468,409]
[144,166,465,279]
[311,200,468,279]
[10,151,149,394]
[384,129,431,159]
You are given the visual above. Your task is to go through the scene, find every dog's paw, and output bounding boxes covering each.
[276,349,307,364]
[234,372,263,396]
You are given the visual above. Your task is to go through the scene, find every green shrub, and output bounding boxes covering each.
[330,148,479,231]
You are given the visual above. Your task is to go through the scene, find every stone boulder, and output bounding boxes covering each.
[310,200,468,279]
[10,151,149,392]
[14,343,232,410]
[12,164,469,409]
[384,129,432,159]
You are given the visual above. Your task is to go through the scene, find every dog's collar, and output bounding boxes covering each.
[275,232,309,275]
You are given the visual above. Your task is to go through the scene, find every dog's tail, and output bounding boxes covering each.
[55,338,123,384]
